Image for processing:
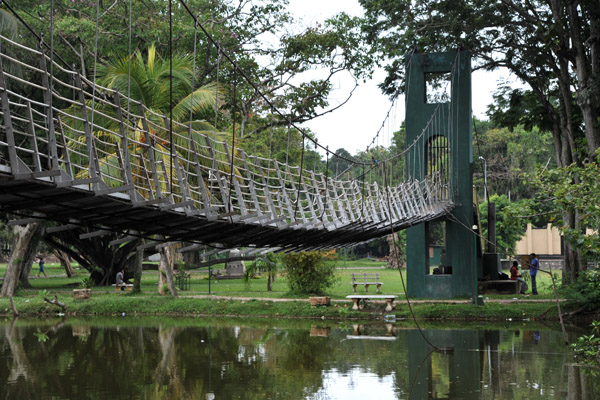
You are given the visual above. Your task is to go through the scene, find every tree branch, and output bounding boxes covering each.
[44,295,67,312]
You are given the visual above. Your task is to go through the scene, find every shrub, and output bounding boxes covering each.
[563,268,600,310]
[281,251,338,295]
[79,277,94,289]
[571,321,600,377]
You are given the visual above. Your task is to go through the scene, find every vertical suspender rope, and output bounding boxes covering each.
[285,125,290,166]
[211,41,220,200]
[49,0,55,170]
[126,0,132,129]
[321,146,329,220]
[190,14,198,124]
[382,160,446,351]
[169,0,173,193]
[293,135,306,220]
[267,107,274,172]
[313,139,318,172]
[228,64,237,223]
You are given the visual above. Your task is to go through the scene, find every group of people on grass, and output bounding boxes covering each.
[510,253,539,296]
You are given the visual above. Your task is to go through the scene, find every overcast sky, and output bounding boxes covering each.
[286,0,513,155]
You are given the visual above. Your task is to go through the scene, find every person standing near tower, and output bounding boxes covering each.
[529,253,539,295]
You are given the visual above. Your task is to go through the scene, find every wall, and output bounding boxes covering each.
[515,223,562,256]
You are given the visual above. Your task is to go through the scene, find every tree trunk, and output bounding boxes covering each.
[0,222,43,297]
[6,319,36,384]
[133,248,143,293]
[158,244,178,297]
[565,0,600,156]
[386,234,401,269]
[18,222,43,288]
[17,221,44,288]
[54,248,75,277]
[154,326,178,387]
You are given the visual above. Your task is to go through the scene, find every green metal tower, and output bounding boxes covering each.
[405,50,478,298]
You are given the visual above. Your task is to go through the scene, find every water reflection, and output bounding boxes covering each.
[0,317,596,399]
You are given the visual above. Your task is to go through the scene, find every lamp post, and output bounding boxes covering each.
[478,155,487,201]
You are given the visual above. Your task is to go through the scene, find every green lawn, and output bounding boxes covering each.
[1,259,560,300]
[0,259,569,320]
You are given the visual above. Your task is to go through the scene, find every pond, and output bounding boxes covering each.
[0,317,596,399]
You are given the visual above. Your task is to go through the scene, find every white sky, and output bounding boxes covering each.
[287,0,512,155]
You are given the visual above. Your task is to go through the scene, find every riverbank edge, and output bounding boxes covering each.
[0,294,586,323]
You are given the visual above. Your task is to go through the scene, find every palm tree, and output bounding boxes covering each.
[245,253,278,292]
[95,44,231,200]
[60,44,235,200]
[0,8,18,39]
[54,45,235,292]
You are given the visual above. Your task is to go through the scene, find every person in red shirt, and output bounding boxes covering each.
[510,261,528,295]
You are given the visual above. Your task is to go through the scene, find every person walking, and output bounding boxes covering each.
[529,253,539,295]
[37,257,47,278]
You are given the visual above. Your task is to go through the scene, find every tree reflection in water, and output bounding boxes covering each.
[0,318,597,399]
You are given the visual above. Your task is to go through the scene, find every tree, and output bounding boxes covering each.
[358,0,600,282]
[281,251,338,295]
[0,219,43,297]
[244,252,278,292]
[11,1,373,137]
[44,228,140,286]
[540,151,600,272]
[478,194,529,258]
[473,120,555,202]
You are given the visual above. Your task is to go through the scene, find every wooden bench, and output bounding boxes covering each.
[350,272,383,293]
[346,295,397,312]
[478,280,521,294]
[112,283,133,291]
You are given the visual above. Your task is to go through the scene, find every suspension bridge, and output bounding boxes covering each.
[0,35,463,249]
[0,3,478,297]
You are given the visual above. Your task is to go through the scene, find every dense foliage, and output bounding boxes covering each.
[540,151,600,267]
[478,194,529,258]
[281,251,338,294]
[562,268,600,312]
[571,321,600,378]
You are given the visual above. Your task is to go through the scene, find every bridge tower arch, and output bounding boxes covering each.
[405,50,478,298]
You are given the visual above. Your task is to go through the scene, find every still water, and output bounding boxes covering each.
[0,317,596,399]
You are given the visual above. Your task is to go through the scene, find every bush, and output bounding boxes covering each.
[281,251,339,295]
[563,268,600,310]
[571,321,600,377]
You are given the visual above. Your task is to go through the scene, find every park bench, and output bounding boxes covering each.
[478,280,521,294]
[112,283,133,291]
[350,272,383,293]
[346,295,397,312]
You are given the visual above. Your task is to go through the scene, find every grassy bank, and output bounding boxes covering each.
[0,291,563,321]
[0,259,571,322]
